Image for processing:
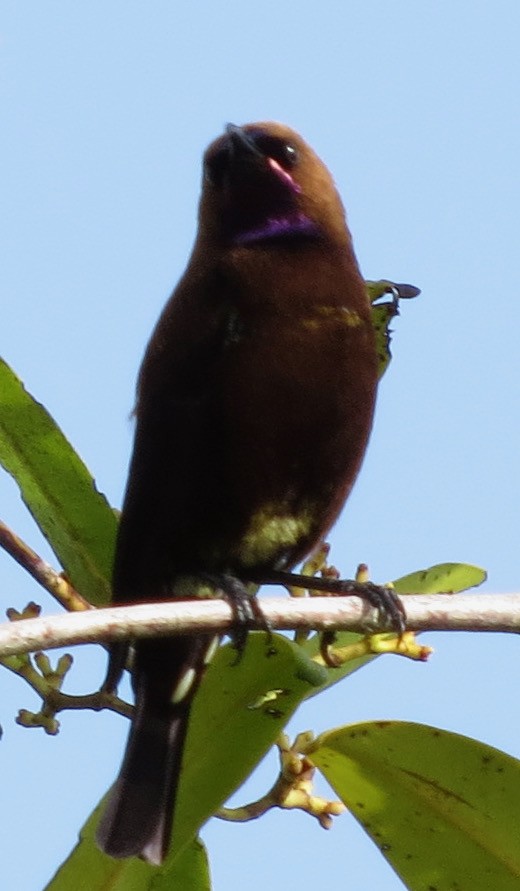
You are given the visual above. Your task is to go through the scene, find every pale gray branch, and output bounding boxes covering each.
[0,594,519,657]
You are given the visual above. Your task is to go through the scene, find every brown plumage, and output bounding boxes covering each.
[97,122,388,864]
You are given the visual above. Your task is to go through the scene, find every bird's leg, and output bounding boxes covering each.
[199,573,271,656]
[100,641,131,694]
[251,569,406,634]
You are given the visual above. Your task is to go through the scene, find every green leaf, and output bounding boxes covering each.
[366,281,421,304]
[0,358,117,604]
[393,561,487,595]
[150,839,211,891]
[49,633,327,887]
[310,720,520,890]
[171,632,325,856]
[45,830,210,891]
[371,300,399,378]
[366,280,420,379]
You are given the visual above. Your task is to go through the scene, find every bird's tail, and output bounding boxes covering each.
[96,684,190,865]
[97,632,218,864]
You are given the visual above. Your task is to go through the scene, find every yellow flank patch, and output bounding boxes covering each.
[172,577,222,599]
[301,306,363,330]
[238,507,313,566]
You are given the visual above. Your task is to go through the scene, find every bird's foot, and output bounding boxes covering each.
[254,569,406,635]
[199,573,271,658]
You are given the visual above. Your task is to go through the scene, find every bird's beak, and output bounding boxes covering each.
[225,123,263,160]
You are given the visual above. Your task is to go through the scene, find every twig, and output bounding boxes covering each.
[0,593,519,658]
[217,731,345,829]
[0,519,90,611]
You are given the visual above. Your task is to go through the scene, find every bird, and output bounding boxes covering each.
[96,121,404,865]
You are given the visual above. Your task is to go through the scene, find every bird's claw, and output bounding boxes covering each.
[339,579,406,634]
[201,573,271,657]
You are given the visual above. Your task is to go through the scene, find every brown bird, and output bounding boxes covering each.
[96,121,403,864]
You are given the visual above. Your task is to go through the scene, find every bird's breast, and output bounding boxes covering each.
[206,300,377,569]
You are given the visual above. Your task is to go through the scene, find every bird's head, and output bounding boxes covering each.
[198,122,351,250]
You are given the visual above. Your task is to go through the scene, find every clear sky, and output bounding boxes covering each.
[2,2,519,889]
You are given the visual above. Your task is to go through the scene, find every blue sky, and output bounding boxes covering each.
[2,2,519,889]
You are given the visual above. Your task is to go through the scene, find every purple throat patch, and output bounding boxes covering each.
[234,213,319,245]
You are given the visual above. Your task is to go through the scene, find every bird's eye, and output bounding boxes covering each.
[252,135,299,171]
[204,146,230,187]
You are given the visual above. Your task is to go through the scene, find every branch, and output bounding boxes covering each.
[0,594,519,657]
[0,519,90,612]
